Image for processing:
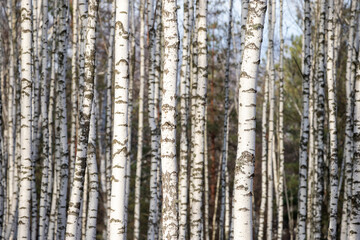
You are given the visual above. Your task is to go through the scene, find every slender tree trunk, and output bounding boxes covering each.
[297,0,311,239]
[17,0,33,238]
[160,0,179,238]
[219,1,233,239]
[134,0,146,237]
[277,0,285,238]
[178,0,192,238]
[108,0,129,238]
[314,1,326,239]
[350,27,360,238]
[232,0,267,238]
[85,91,99,240]
[190,0,207,238]
[266,1,276,238]
[65,0,98,237]
[341,1,358,239]
[326,0,339,238]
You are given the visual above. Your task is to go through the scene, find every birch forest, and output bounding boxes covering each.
[1,0,360,239]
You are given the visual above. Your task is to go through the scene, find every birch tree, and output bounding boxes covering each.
[160,0,179,238]
[297,0,311,238]
[65,0,98,238]
[326,0,339,238]
[232,0,267,239]
[108,0,129,238]
[17,0,33,238]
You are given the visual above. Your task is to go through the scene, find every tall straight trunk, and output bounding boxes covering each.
[105,2,115,236]
[341,1,357,239]
[108,0,129,238]
[56,1,70,238]
[124,0,135,235]
[190,0,207,239]
[326,0,339,238]
[314,0,326,238]
[160,0,179,238]
[38,0,49,238]
[277,0,284,238]
[204,112,210,240]
[134,0,146,238]
[147,0,159,238]
[178,0,192,238]
[17,0,33,238]
[219,0,233,239]
[297,0,311,239]
[266,1,276,238]
[85,92,99,240]
[65,0,98,238]
[70,0,79,185]
[232,0,266,238]
[350,27,360,238]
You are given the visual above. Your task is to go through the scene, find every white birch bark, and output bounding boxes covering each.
[134,0,146,237]
[178,0,192,238]
[161,0,179,238]
[350,28,360,238]
[297,0,311,238]
[219,0,233,239]
[341,1,357,239]
[108,0,129,238]
[38,0,49,237]
[314,1,326,238]
[17,0,33,238]
[277,0,284,238]
[326,0,339,238]
[266,1,276,238]
[70,0,79,185]
[232,0,266,238]
[65,0,98,238]
[85,95,99,240]
[190,0,207,238]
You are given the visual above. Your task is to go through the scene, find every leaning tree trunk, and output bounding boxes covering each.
[160,0,179,238]
[232,0,267,238]
[17,0,33,238]
[65,0,98,238]
[108,0,129,238]
[326,0,339,238]
[297,0,311,239]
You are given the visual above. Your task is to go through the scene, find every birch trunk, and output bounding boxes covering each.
[178,0,192,238]
[266,1,276,238]
[350,28,360,239]
[190,0,207,238]
[219,0,233,239]
[38,0,49,238]
[314,0,326,238]
[17,0,33,238]
[134,0,146,237]
[161,0,179,238]
[326,0,339,238]
[277,0,285,238]
[297,0,311,238]
[108,0,129,238]
[232,0,267,238]
[341,0,357,238]
[85,93,99,240]
[65,0,98,237]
